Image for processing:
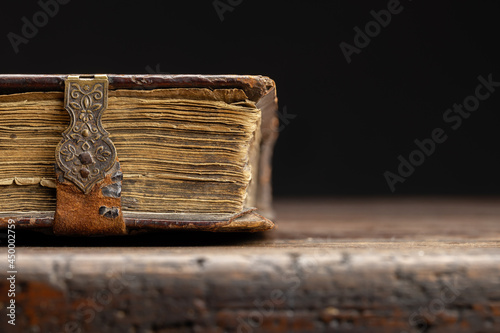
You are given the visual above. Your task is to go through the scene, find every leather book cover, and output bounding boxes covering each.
[0,74,278,235]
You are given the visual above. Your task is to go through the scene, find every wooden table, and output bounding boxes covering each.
[1,198,499,332]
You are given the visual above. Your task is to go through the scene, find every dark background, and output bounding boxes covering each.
[1,0,499,197]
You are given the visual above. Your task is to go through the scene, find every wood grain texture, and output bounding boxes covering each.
[0,198,498,332]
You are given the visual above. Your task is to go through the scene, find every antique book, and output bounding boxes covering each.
[0,75,278,235]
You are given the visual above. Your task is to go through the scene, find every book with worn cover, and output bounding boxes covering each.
[0,74,278,235]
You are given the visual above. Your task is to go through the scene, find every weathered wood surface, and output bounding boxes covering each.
[1,198,499,332]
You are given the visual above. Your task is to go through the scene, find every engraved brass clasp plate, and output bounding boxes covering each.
[55,75,117,194]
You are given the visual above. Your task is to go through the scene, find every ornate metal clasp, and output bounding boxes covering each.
[55,75,116,194]
[54,75,126,236]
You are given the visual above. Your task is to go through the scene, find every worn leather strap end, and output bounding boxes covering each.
[54,161,126,236]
